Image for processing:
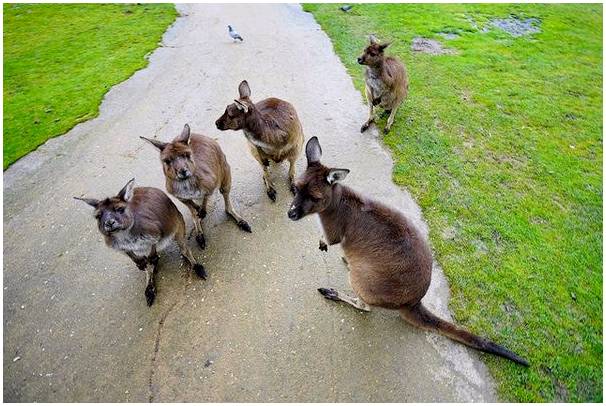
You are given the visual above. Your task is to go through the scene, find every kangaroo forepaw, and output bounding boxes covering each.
[193,263,207,280]
[267,188,277,202]
[145,285,156,306]
[196,234,206,250]
[237,220,252,233]
[319,240,328,252]
[318,287,339,301]
[134,259,148,271]
[148,254,159,267]
[383,126,391,134]
[197,208,207,219]
[361,122,371,133]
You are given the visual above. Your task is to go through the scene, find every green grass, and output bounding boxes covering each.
[3,3,177,169]
[304,3,602,402]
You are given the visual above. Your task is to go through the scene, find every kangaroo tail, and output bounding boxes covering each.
[399,302,529,366]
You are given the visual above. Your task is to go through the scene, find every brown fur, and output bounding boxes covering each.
[288,137,529,366]
[74,179,206,306]
[102,187,181,247]
[141,124,251,251]
[358,36,409,134]
[215,80,304,201]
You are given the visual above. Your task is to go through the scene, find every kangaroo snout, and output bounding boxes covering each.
[104,218,117,231]
[287,205,301,221]
[177,168,191,180]
[357,56,364,64]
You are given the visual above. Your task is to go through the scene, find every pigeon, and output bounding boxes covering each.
[228,25,244,42]
[340,5,353,12]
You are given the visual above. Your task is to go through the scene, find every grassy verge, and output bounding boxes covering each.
[3,3,177,169]
[304,3,602,402]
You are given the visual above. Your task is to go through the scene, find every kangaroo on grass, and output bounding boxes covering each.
[358,35,408,134]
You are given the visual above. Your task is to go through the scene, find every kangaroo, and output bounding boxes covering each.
[215,80,304,202]
[141,124,251,250]
[358,35,409,134]
[75,178,206,306]
[287,137,529,366]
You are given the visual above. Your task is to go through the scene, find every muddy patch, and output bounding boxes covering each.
[490,16,541,37]
[411,37,457,55]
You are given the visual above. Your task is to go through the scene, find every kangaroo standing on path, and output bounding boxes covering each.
[215,80,304,202]
[141,124,251,250]
[358,35,409,134]
[287,137,529,366]
[74,178,206,306]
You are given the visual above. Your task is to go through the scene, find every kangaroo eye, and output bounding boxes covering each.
[184,152,191,159]
[310,196,321,203]
[163,159,171,165]
[116,207,125,214]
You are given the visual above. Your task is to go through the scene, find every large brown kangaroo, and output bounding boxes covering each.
[287,137,529,366]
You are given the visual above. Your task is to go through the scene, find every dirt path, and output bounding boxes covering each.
[3,4,496,402]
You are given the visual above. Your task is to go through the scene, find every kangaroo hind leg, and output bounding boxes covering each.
[317,287,371,312]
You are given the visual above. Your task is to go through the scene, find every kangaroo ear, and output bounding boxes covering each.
[305,136,322,165]
[74,196,100,208]
[369,34,379,44]
[140,136,168,151]
[118,178,135,202]
[327,168,350,184]
[379,41,392,51]
[234,99,249,114]
[174,124,191,145]
[238,80,251,98]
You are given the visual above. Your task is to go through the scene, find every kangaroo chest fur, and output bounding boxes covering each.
[243,129,282,156]
[365,68,387,101]
[169,178,207,201]
[107,230,172,257]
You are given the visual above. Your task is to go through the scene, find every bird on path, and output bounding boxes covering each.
[228,25,244,42]
[340,5,353,12]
